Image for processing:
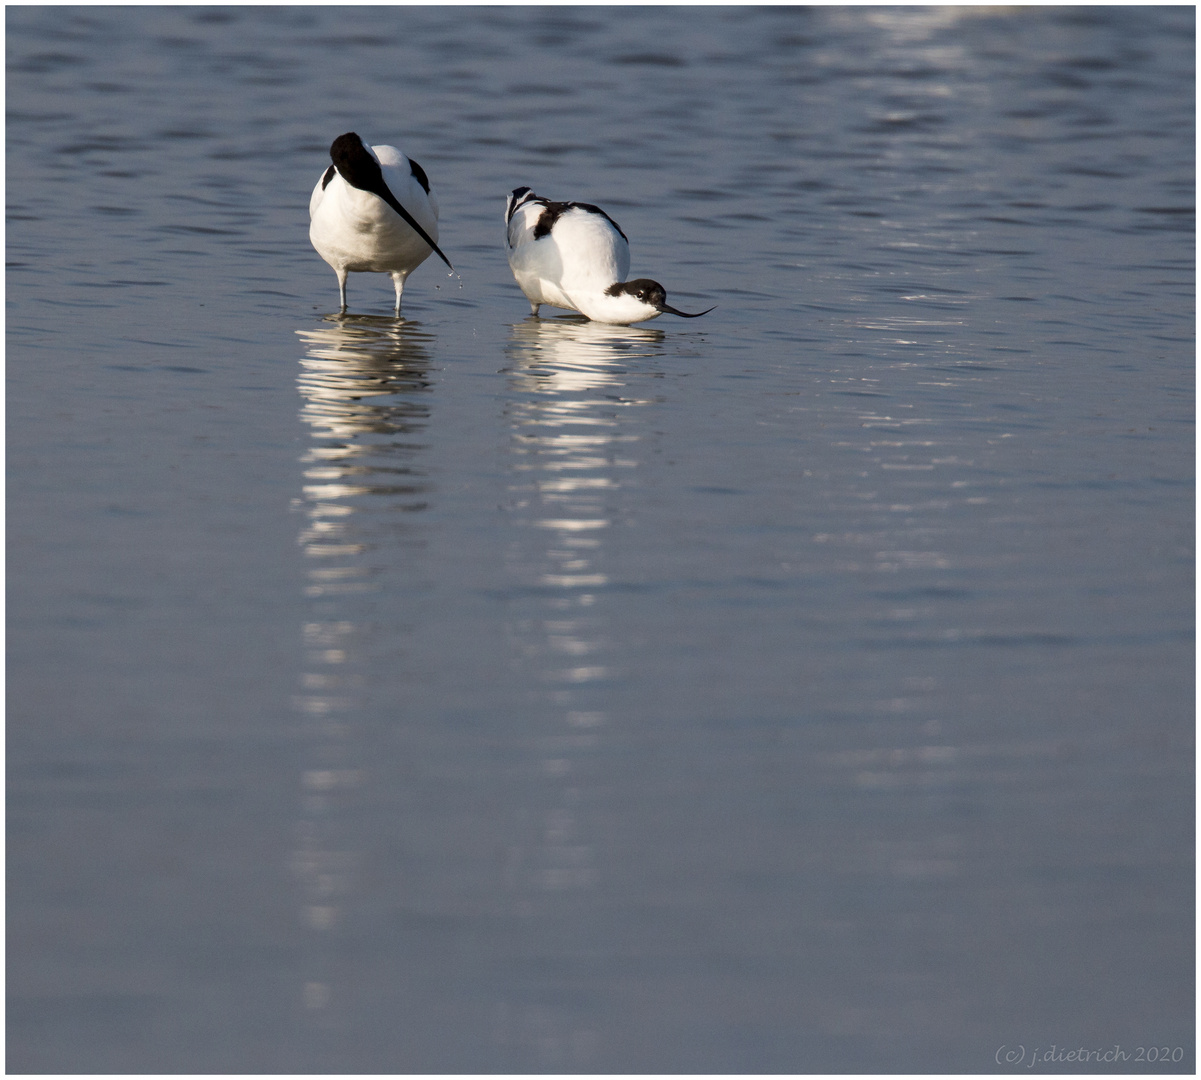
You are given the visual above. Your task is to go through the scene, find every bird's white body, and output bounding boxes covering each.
[310,135,446,314]
[507,196,633,321]
[505,187,712,326]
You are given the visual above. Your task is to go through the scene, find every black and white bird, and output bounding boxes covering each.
[309,132,452,315]
[504,187,713,325]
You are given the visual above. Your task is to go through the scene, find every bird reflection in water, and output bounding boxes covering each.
[497,317,664,1069]
[290,315,434,1041]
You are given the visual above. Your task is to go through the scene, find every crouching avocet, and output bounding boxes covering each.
[505,187,713,325]
[310,132,453,315]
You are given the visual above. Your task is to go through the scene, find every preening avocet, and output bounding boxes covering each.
[310,132,452,315]
[504,187,714,325]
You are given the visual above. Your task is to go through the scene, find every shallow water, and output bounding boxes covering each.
[7,6,1194,1072]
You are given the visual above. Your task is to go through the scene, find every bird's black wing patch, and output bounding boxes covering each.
[533,200,628,243]
[409,158,430,195]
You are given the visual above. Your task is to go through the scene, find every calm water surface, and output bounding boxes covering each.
[7,6,1194,1072]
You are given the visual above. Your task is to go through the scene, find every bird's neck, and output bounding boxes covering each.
[572,286,660,325]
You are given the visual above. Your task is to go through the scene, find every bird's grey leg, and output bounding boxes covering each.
[530,300,540,316]
[390,271,406,317]
[336,269,348,313]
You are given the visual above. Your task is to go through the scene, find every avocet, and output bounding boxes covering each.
[504,187,713,325]
[310,132,452,315]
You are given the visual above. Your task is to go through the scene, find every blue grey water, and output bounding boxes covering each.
[7,5,1193,1073]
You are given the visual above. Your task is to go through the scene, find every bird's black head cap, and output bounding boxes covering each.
[606,278,715,318]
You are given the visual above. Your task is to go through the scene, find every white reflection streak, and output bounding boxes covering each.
[289,316,433,1029]
[498,319,661,1067]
